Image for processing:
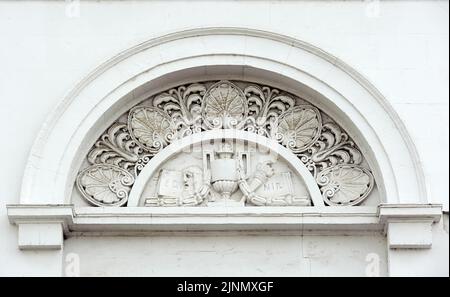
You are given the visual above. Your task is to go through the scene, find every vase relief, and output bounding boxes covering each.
[208,142,240,202]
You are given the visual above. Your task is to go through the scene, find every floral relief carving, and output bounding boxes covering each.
[76,80,375,207]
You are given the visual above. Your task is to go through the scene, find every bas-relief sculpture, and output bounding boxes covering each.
[76,80,375,207]
[141,141,311,207]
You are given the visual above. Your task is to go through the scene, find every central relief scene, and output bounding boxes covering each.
[75,80,376,208]
[141,140,311,207]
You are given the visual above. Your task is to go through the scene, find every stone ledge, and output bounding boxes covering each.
[18,223,63,250]
[7,203,442,249]
[378,204,442,249]
[378,203,442,224]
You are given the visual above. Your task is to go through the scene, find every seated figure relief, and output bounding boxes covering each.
[76,80,375,207]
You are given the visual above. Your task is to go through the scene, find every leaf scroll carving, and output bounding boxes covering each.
[87,123,141,170]
[244,85,295,137]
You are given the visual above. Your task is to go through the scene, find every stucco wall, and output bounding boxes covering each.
[0,0,448,276]
[63,233,388,277]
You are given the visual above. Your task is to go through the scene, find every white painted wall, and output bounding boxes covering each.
[0,0,448,276]
[63,233,388,277]
[388,219,449,277]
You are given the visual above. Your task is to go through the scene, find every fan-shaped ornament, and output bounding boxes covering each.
[76,164,135,207]
[202,81,248,129]
[275,105,322,153]
[316,164,374,206]
[128,106,175,153]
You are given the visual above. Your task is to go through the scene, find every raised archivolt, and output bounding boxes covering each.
[76,80,375,207]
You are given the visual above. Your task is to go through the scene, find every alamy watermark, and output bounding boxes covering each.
[365,252,380,277]
[64,252,80,277]
[364,0,381,18]
[65,0,80,18]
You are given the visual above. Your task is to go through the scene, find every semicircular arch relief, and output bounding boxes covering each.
[76,80,375,207]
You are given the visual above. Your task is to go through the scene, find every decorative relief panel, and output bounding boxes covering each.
[76,80,375,207]
[141,141,311,207]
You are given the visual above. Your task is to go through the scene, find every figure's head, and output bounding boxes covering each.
[183,171,194,188]
[256,161,275,178]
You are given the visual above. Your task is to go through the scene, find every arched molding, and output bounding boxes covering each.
[19,27,426,207]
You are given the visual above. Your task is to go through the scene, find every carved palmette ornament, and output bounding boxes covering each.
[275,106,322,153]
[77,164,135,207]
[76,80,375,207]
[128,106,175,153]
[202,81,248,129]
[317,165,374,206]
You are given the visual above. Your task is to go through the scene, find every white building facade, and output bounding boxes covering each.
[0,0,448,277]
